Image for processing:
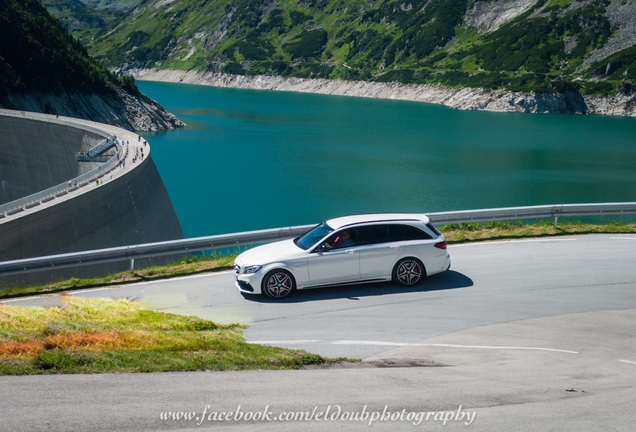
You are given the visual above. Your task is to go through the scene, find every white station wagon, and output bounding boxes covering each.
[234,213,451,299]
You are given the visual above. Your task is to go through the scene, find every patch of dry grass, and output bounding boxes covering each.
[0,296,331,374]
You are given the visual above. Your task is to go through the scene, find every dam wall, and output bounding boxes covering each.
[0,110,184,287]
[0,115,103,204]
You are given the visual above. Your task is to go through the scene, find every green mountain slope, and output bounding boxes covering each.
[1,0,135,96]
[38,0,140,44]
[0,0,183,130]
[55,0,636,97]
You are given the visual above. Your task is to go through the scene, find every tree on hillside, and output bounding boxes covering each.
[0,0,130,97]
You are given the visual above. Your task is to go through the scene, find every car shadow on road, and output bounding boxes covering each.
[242,270,473,303]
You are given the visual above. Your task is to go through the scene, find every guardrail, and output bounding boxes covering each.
[0,110,126,217]
[427,202,636,226]
[0,202,634,277]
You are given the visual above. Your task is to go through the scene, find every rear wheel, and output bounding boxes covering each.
[262,269,296,299]
[392,258,425,286]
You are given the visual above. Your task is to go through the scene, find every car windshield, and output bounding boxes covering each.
[294,222,334,250]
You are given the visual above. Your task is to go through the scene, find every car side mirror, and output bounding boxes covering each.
[314,243,331,253]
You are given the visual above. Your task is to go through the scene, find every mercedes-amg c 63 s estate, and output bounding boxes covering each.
[234,213,451,299]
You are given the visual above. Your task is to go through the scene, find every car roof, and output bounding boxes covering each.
[325,213,430,230]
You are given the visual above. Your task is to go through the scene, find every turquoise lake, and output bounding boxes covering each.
[137,81,636,238]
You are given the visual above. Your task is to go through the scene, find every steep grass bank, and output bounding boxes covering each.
[0,296,331,375]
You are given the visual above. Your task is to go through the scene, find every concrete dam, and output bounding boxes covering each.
[0,110,184,286]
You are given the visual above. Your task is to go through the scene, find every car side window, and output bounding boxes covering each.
[326,223,434,249]
[389,224,433,241]
[426,223,442,236]
[388,225,406,242]
[324,229,358,249]
[356,225,389,246]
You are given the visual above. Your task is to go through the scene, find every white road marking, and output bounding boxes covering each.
[618,359,636,365]
[449,238,577,248]
[74,270,234,291]
[70,287,113,294]
[249,340,322,345]
[411,343,578,354]
[1,271,235,304]
[250,339,579,354]
[333,340,404,346]
[1,296,47,304]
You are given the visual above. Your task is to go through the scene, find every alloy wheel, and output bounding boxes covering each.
[394,259,423,286]
[264,271,295,299]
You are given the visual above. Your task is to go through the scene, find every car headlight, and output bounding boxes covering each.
[244,265,262,274]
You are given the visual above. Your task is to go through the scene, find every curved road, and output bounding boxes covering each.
[2,234,636,431]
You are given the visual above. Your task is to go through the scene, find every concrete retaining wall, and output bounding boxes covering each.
[0,112,184,287]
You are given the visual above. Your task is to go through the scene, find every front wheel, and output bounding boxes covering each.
[392,258,425,286]
[262,269,296,299]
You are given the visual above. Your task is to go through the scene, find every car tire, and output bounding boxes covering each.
[262,269,296,299]
[392,258,425,286]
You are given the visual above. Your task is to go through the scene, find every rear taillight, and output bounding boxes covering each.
[434,240,447,250]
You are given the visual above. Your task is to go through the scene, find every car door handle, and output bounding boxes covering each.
[347,250,356,253]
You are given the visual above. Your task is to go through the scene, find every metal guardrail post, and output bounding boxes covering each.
[552,205,562,228]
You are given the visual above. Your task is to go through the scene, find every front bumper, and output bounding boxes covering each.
[234,260,264,295]
[235,279,254,292]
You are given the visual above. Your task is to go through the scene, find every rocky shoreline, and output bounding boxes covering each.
[0,86,185,131]
[132,68,636,118]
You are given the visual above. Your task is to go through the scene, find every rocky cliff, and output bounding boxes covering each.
[0,87,184,131]
[133,69,636,117]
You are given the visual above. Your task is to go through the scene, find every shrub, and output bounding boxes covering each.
[284,29,328,59]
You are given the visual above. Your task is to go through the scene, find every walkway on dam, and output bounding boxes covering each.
[0,110,150,224]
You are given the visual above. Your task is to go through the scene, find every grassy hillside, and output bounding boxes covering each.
[45,0,636,97]
[38,0,123,44]
[38,0,140,44]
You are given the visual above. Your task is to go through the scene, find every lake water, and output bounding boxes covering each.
[137,81,636,238]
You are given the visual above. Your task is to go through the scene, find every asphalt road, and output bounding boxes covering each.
[2,234,636,431]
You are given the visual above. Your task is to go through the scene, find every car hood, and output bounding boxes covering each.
[236,238,304,265]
